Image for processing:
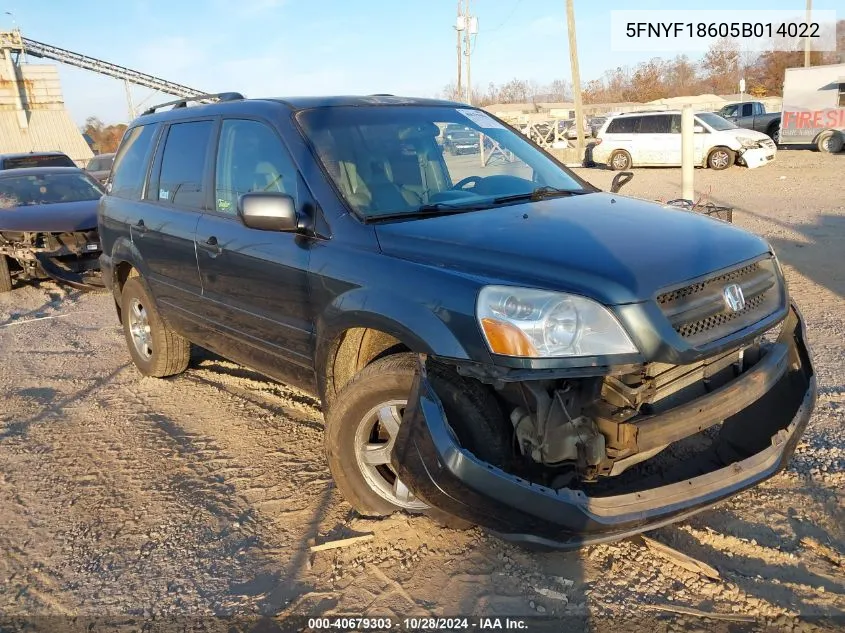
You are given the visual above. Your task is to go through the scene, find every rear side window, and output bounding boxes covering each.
[637,115,671,134]
[110,125,158,199]
[154,121,214,209]
[605,117,637,134]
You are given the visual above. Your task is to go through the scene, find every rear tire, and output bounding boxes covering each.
[817,131,843,154]
[768,124,780,144]
[324,353,510,518]
[120,276,190,377]
[609,150,631,171]
[707,147,734,170]
[0,256,12,293]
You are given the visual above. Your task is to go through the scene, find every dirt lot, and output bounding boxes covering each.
[0,149,842,632]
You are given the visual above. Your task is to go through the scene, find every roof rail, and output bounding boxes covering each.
[369,93,395,96]
[141,92,245,116]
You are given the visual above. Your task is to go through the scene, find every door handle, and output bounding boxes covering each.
[198,235,222,257]
[132,219,148,238]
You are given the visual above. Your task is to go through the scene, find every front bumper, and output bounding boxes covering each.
[738,146,776,169]
[391,304,816,548]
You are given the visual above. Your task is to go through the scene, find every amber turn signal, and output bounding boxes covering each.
[480,318,538,357]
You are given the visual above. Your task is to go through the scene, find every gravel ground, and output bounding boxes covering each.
[0,149,842,632]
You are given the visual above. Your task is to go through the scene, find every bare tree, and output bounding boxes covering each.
[701,38,741,94]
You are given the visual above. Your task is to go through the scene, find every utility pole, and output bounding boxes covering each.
[804,0,812,67]
[566,0,585,152]
[464,0,474,104]
[456,0,463,99]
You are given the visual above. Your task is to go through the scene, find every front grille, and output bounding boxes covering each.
[657,257,783,347]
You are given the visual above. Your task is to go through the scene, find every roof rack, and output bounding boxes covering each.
[141,92,245,116]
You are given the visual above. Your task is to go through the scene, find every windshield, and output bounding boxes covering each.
[0,172,104,209]
[696,112,738,131]
[2,154,76,169]
[297,105,590,219]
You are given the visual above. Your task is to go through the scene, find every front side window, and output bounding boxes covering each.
[297,105,591,219]
[214,119,298,215]
[155,120,214,209]
[741,103,753,117]
[0,172,103,209]
[110,125,158,199]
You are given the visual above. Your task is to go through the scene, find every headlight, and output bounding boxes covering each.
[737,136,761,148]
[476,286,638,358]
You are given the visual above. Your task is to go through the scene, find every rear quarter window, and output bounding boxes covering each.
[110,124,159,199]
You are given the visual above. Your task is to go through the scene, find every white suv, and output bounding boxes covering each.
[592,111,777,171]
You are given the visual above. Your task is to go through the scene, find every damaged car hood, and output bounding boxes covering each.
[375,192,770,305]
[0,200,99,232]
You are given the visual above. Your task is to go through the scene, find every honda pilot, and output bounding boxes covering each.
[98,93,816,548]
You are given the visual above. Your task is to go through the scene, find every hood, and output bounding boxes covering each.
[0,199,99,232]
[374,192,770,305]
[731,128,772,142]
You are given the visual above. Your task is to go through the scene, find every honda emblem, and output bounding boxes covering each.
[723,283,746,312]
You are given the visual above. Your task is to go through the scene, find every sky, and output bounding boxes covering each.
[1,0,840,125]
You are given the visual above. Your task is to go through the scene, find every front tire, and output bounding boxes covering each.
[120,276,190,377]
[708,147,734,170]
[324,353,510,517]
[0,256,12,293]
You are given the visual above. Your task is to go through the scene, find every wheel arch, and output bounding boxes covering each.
[108,238,150,323]
[315,292,473,406]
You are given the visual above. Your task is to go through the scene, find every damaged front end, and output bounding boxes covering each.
[391,303,815,548]
[0,230,104,291]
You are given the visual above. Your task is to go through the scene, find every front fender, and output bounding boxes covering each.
[314,288,485,397]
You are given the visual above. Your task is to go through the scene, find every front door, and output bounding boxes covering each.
[194,118,314,389]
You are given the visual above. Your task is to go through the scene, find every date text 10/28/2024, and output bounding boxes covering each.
[306,617,530,630]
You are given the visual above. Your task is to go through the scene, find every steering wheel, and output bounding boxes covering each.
[452,175,484,191]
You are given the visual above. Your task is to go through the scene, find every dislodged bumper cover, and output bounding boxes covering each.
[391,304,816,548]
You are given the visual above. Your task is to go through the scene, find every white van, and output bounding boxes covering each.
[592,111,777,170]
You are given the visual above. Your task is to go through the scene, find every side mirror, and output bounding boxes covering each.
[238,192,298,232]
[693,125,705,134]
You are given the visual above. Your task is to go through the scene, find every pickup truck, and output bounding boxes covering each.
[716,102,782,144]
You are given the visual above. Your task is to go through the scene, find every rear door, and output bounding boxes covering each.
[634,115,675,165]
[193,117,314,389]
[134,119,213,327]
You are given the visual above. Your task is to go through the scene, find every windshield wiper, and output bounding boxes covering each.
[493,186,588,205]
[365,202,489,223]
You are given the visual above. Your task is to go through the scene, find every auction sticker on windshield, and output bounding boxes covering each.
[457,109,506,130]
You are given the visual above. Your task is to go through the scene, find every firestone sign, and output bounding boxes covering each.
[781,108,845,139]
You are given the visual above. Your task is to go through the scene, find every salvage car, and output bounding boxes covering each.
[594,111,777,170]
[0,151,77,170]
[98,93,815,548]
[85,152,116,184]
[0,167,104,292]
